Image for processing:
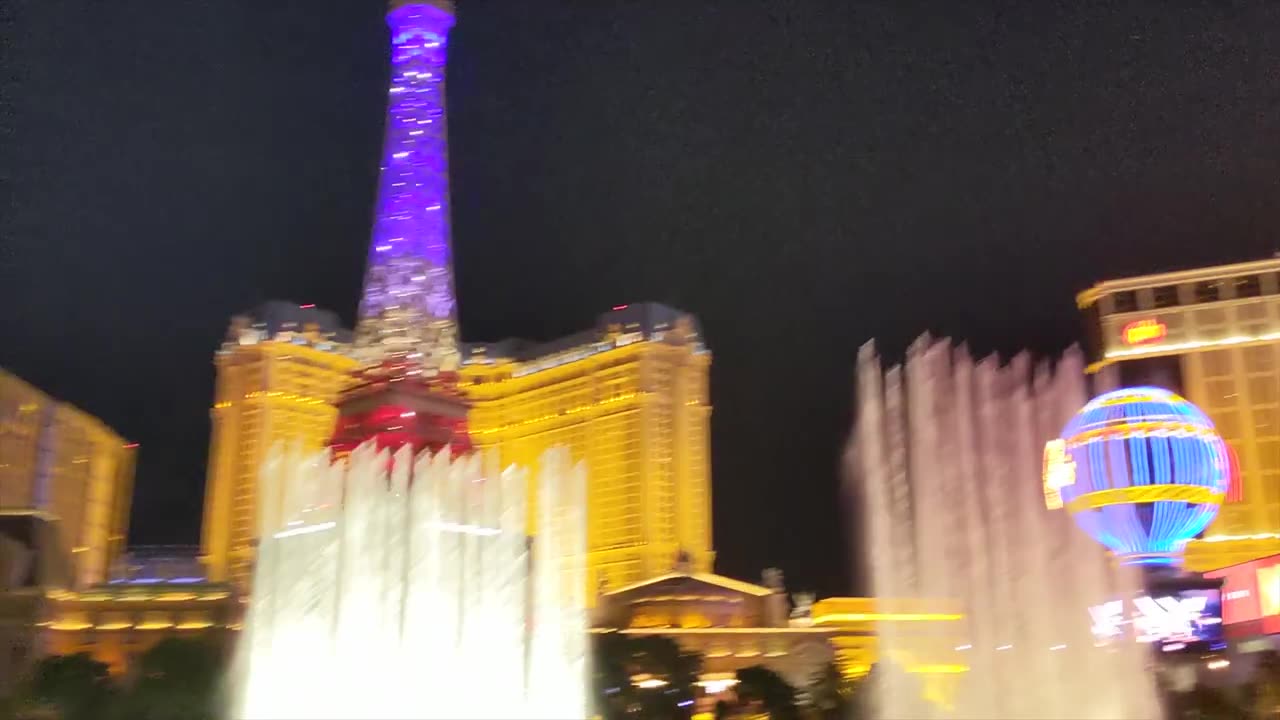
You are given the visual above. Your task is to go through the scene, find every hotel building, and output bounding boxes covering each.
[0,374,236,684]
[201,301,358,592]
[0,368,135,588]
[461,302,714,593]
[1078,257,1280,571]
[202,301,713,599]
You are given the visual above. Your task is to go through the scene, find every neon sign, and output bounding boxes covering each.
[1042,439,1076,510]
[1132,595,1210,643]
[1088,591,1222,648]
[1122,319,1167,346]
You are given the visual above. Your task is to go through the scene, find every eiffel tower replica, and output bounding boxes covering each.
[330,0,472,458]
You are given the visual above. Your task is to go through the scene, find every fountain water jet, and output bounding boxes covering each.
[848,336,1159,719]
[234,444,588,719]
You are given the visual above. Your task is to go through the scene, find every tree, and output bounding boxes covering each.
[109,636,226,720]
[735,665,797,720]
[12,653,116,720]
[806,661,867,720]
[592,633,703,719]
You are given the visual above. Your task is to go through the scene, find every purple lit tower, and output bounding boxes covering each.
[332,0,472,457]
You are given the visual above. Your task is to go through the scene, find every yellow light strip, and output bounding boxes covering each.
[907,664,969,674]
[472,393,640,436]
[1096,392,1188,406]
[136,623,174,631]
[812,612,964,624]
[240,390,327,406]
[631,595,731,604]
[176,622,213,630]
[1196,532,1280,543]
[48,622,93,631]
[1065,485,1224,513]
[594,627,836,635]
[1105,331,1280,360]
[49,591,229,603]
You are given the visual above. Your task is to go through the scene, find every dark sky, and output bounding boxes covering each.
[6,0,1280,598]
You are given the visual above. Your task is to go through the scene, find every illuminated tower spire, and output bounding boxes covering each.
[331,0,471,457]
[355,0,460,374]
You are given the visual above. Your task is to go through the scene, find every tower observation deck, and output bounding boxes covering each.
[331,0,471,457]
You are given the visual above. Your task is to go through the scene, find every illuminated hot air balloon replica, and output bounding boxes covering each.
[1044,386,1233,566]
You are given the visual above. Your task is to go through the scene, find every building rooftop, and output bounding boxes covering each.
[461,302,706,365]
[224,300,354,348]
[107,545,206,586]
[1078,256,1280,308]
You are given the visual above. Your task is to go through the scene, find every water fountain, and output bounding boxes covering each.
[849,336,1160,719]
[234,443,588,720]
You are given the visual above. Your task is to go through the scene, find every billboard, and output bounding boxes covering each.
[1089,588,1223,651]
[1204,553,1280,629]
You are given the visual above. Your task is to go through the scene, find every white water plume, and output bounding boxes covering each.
[849,337,1159,719]
[233,442,588,720]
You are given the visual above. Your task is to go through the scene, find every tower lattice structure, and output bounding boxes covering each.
[331,0,472,457]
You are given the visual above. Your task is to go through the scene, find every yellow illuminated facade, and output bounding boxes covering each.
[39,579,237,675]
[592,571,965,712]
[0,368,135,588]
[460,303,714,593]
[201,303,357,592]
[201,302,713,599]
[1078,257,1280,570]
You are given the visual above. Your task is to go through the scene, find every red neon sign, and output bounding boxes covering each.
[1122,319,1167,346]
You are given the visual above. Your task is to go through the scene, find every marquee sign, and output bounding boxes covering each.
[1122,319,1167,346]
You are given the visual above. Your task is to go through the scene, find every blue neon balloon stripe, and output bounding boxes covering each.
[1056,386,1227,565]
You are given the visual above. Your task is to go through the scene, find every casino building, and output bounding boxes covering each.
[200,301,712,599]
[202,302,357,593]
[0,368,135,589]
[462,302,714,593]
[1077,257,1280,571]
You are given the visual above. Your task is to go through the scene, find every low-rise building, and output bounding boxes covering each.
[591,565,966,711]
[39,548,237,675]
[1,532,236,685]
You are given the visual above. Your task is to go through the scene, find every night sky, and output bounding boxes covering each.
[6,0,1280,598]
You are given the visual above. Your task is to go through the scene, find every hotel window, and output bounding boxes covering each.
[1236,275,1262,298]
[1245,346,1276,374]
[1112,291,1137,314]
[1195,281,1221,304]
[1153,286,1179,309]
